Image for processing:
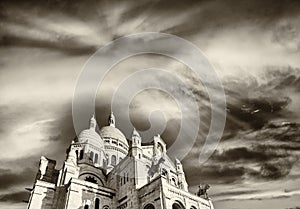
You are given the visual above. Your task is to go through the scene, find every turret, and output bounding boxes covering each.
[175,158,188,191]
[153,134,166,157]
[132,128,141,147]
[57,143,80,186]
[131,128,142,159]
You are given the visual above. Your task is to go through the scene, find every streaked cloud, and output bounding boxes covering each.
[0,0,299,208]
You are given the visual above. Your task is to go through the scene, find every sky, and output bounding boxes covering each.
[0,0,300,209]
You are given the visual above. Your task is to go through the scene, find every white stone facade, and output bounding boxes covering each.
[27,113,214,209]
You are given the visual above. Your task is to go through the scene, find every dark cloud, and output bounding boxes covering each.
[224,67,300,131]
[246,157,298,180]
[0,35,97,55]
[186,164,246,185]
[259,159,295,179]
[161,0,300,38]
[0,191,30,203]
[213,190,259,197]
[0,168,35,190]
[226,96,291,129]
[0,1,299,208]
[213,146,289,163]
[183,121,300,186]
[260,122,300,143]
[1,0,300,55]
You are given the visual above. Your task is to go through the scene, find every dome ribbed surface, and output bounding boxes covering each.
[78,128,104,148]
[99,126,128,146]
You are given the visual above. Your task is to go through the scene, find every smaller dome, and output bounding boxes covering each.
[78,129,104,149]
[99,126,128,147]
[77,115,104,149]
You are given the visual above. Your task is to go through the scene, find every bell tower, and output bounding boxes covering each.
[131,128,142,159]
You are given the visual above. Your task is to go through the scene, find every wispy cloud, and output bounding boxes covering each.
[0,0,300,209]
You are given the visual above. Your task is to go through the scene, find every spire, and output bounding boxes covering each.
[131,127,141,147]
[175,158,184,173]
[89,114,97,130]
[132,128,140,138]
[108,112,115,127]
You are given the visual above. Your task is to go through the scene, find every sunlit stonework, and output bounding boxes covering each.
[27,113,214,209]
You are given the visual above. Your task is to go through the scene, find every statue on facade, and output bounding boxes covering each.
[197,183,210,199]
[148,157,165,177]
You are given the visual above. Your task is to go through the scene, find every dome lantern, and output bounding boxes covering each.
[108,112,115,127]
[89,114,97,130]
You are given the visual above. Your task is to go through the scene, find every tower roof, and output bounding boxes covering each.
[132,128,141,138]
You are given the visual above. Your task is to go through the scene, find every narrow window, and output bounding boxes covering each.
[106,154,109,165]
[90,151,94,162]
[111,155,116,166]
[95,198,99,209]
[84,205,89,209]
[161,168,168,177]
[79,150,84,159]
[95,154,98,164]
[171,177,177,186]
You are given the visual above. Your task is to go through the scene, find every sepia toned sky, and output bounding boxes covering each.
[0,0,300,209]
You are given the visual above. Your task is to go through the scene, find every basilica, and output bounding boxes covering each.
[27,112,214,209]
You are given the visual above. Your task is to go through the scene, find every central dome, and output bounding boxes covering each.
[99,126,128,146]
[99,112,128,171]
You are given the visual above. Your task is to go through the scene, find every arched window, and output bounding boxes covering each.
[103,159,106,166]
[172,202,184,209]
[90,151,94,161]
[79,150,84,159]
[95,198,100,209]
[85,176,97,184]
[111,155,116,166]
[161,168,168,177]
[144,203,155,209]
[95,154,98,164]
[84,205,89,209]
[106,154,109,165]
[171,177,177,186]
